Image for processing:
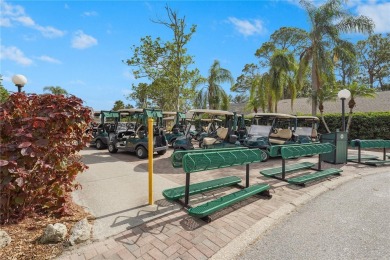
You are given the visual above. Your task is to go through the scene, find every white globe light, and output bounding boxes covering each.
[12,74,28,86]
[338,89,351,99]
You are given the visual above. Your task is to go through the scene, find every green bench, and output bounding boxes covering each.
[171,146,248,168]
[260,143,342,186]
[163,148,270,220]
[349,139,390,166]
[267,143,319,157]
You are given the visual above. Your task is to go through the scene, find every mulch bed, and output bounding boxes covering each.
[0,203,93,260]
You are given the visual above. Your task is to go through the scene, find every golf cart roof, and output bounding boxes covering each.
[296,116,320,121]
[162,111,177,116]
[117,108,144,113]
[188,109,234,116]
[200,118,222,122]
[247,113,296,119]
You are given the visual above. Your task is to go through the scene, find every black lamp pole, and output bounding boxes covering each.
[341,97,346,132]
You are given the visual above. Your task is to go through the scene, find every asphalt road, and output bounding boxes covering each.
[238,170,390,260]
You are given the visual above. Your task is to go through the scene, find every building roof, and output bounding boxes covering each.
[230,91,390,115]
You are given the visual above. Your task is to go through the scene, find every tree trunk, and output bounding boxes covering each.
[311,64,318,116]
[346,108,353,132]
[320,111,331,133]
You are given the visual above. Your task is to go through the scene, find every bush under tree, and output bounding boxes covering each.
[0,93,92,224]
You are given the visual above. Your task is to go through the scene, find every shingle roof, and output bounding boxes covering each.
[230,91,390,115]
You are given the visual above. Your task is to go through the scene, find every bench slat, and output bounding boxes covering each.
[287,168,342,185]
[260,162,315,177]
[162,176,241,201]
[188,184,270,218]
[362,160,390,166]
[182,149,265,173]
[281,143,334,159]
[171,147,248,168]
[347,155,379,161]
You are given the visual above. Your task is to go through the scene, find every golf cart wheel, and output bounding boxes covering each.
[169,139,176,147]
[262,150,270,162]
[157,150,167,155]
[136,146,147,159]
[199,141,204,148]
[108,143,118,153]
[96,140,104,150]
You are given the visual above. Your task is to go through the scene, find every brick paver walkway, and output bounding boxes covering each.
[58,149,386,260]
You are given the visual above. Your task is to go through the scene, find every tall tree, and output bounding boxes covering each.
[125,5,199,111]
[0,75,9,103]
[296,0,373,116]
[356,33,390,90]
[112,100,125,111]
[194,60,234,110]
[269,49,296,112]
[43,86,68,95]
[345,82,376,131]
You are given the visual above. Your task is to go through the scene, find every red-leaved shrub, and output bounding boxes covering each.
[0,93,92,224]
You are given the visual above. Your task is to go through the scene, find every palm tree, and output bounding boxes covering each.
[43,86,68,96]
[297,0,374,116]
[194,60,234,110]
[269,50,296,112]
[345,82,376,131]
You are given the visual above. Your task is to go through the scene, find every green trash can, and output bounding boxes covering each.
[320,131,348,164]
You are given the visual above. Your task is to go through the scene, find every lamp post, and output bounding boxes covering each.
[12,74,27,93]
[337,89,351,132]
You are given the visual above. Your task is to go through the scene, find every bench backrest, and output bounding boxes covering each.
[351,139,390,149]
[216,127,228,139]
[182,149,265,173]
[280,143,334,159]
[171,147,248,168]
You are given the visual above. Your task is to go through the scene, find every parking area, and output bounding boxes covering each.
[59,146,388,260]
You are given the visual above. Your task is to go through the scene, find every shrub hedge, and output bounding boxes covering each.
[0,93,92,224]
[317,111,390,140]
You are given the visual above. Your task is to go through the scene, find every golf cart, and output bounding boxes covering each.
[295,116,320,143]
[173,109,240,150]
[89,110,120,150]
[232,113,248,144]
[107,108,168,159]
[163,111,186,147]
[242,113,297,160]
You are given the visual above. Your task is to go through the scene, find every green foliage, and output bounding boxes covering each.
[125,5,199,111]
[296,0,374,115]
[0,93,92,224]
[43,86,69,95]
[112,100,132,111]
[317,112,390,140]
[0,86,9,104]
[0,75,9,103]
[356,33,390,89]
[194,60,233,110]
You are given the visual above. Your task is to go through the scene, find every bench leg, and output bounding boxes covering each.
[185,172,190,207]
[246,164,249,188]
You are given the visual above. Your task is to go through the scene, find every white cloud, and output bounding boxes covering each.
[356,2,390,33]
[83,11,98,17]
[71,30,98,49]
[37,55,61,64]
[0,0,65,38]
[0,45,33,66]
[228,17,266,36]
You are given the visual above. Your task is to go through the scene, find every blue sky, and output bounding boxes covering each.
[2,0,389,111]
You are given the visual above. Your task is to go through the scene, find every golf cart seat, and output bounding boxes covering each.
[269,129,293,144]
[311,129,318,140]
[203,127,229,145]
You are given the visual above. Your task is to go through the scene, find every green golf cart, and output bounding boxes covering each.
[107,108,168,159]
